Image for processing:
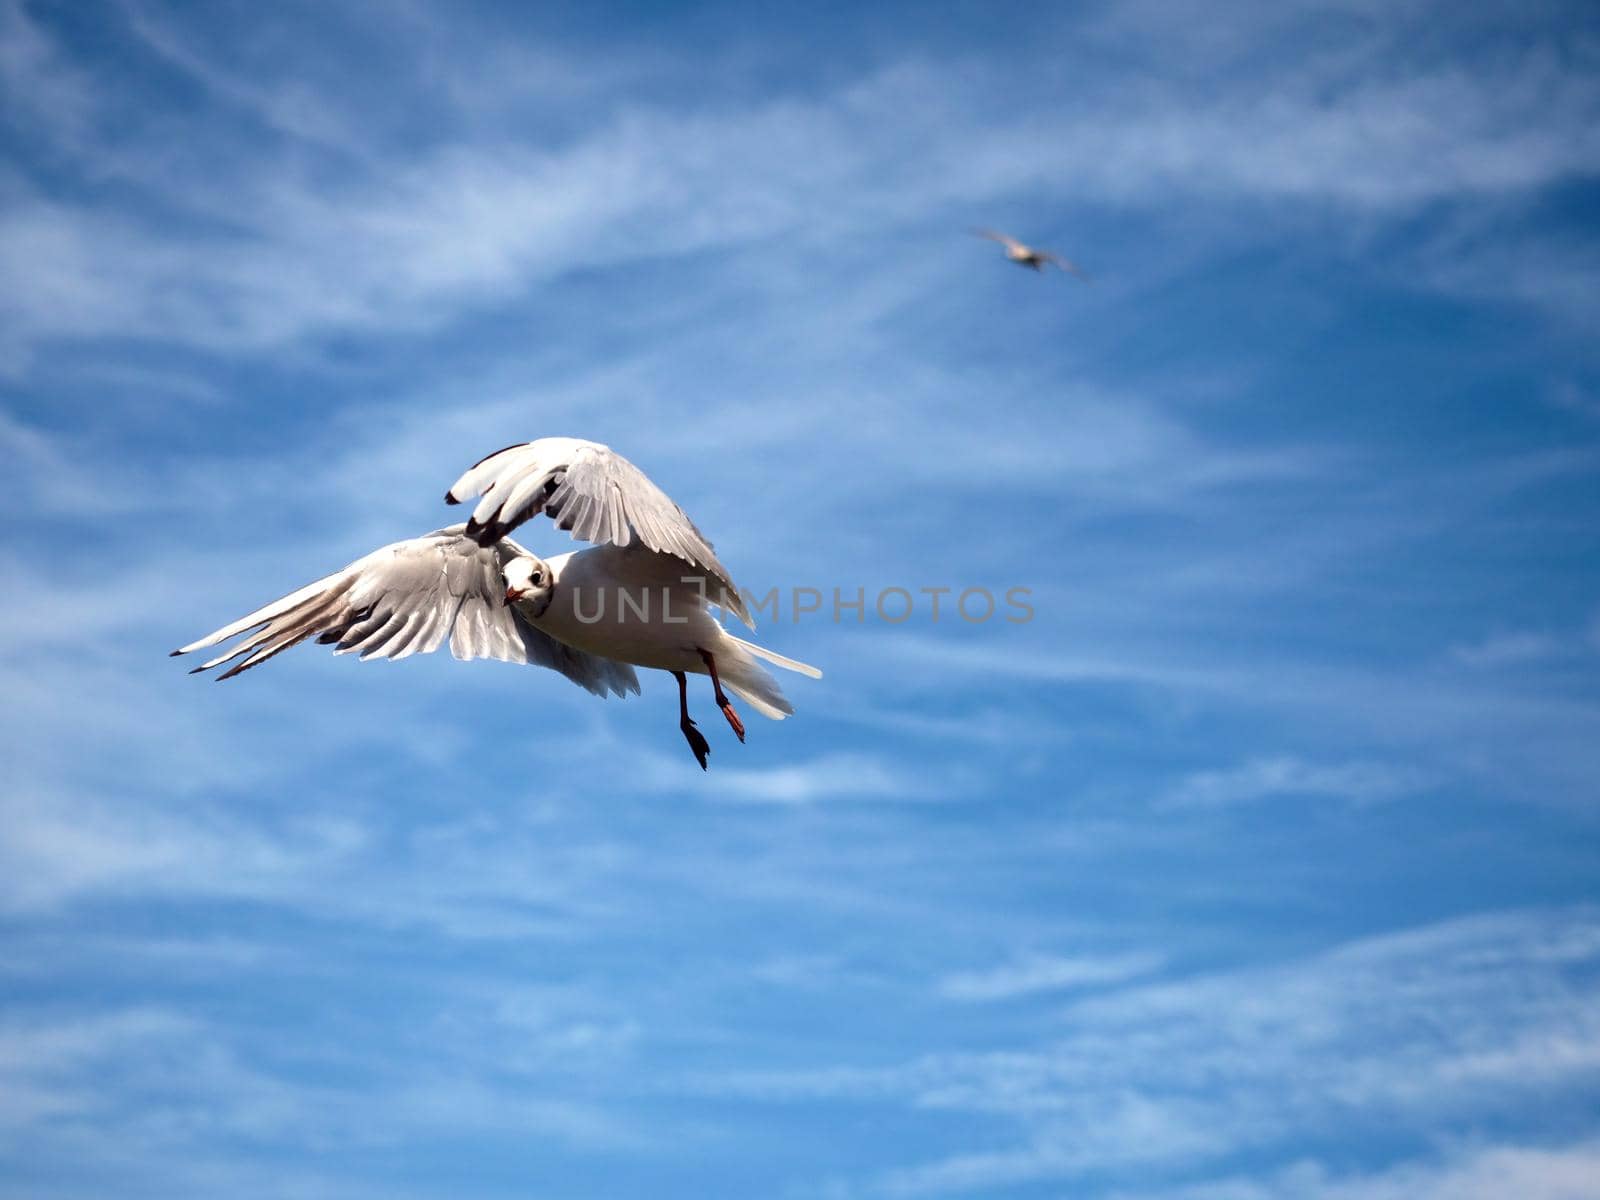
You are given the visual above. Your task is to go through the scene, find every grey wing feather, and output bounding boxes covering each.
[1041,252,1090,279]
[171,525,640,699]
[445,438,752,627]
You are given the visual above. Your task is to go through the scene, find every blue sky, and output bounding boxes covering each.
[3,0,1600,1196]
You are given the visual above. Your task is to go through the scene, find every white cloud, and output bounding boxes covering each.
[3,6,1596,1198]
[0,782,365,915]
[1547,381,1600,422]
[0,0,94,149]
[1106,1138,1600,1200]
[120,4,368,153]
[3,6,1596,365]
[705,752,933,805]
[874,625,1600,809]
[1163,756,1434,809]
[699,907,1600,1194]
[1376,145,1600,329]
[0,997,634,1171]
[1450,631,1559,668]
[937,952,1163,1002]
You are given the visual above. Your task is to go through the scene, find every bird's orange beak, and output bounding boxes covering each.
[504,587,524,607]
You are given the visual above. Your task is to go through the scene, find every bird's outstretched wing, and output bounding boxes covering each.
[972,227,1026,253]
[444,437,751,627]
[171,525,640,697]
[1039,252,1090,280]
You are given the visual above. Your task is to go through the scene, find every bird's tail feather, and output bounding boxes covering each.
[724,677,792,721]
[728,635,822,679]
[717,637,821,722]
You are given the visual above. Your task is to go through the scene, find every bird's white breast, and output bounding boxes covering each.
[520,545,725,673]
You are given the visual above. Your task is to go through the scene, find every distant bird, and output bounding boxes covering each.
[173,438,820,770]
[973,228,1088,278]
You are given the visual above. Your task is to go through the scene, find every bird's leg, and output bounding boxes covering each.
[697,649,745,743]
[675,670,710,770]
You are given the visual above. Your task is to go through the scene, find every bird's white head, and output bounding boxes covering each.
[502,554,554,618]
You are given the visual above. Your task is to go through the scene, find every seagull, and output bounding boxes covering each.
[972,228,1088,278]
[172,438,821,770]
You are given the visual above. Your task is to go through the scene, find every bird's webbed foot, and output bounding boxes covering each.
[680,715,711,770]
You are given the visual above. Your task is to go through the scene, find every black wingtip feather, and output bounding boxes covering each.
[444,491,460,504]
[169,649,183,657]
[465,515,508,545]
[187,665,208,675]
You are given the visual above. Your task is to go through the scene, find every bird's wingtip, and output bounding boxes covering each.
[444,491,460,505]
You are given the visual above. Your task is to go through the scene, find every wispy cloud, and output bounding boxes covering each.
[1450,631,1559,668]
[701,907,1600,1194]
[2,1,1596,367]
[0,0,94,150]
[1104,1138,1600,1200]
[3,4,1598,1197]
[0,997,636,1175]
[1399,201,1600,331]
[703,752,931,805]
[1162,756,1435,809]
[937,951,1163,1002]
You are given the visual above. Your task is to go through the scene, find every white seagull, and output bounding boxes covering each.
[172,438,821,769]
[972,228,1089,278]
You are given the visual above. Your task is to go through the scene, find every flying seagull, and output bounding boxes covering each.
[973,228,1088,278]
[172,438,820,769]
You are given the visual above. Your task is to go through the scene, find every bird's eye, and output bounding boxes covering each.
[532,570,543,585]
